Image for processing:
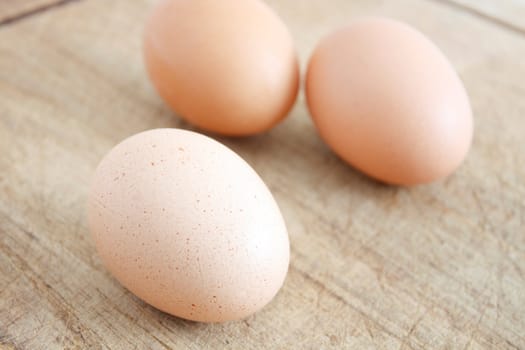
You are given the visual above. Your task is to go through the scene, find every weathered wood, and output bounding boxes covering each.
[442,0,525,34]
[0,0,70,25]
[0,0,524,348]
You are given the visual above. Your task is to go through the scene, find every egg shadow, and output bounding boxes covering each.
[146,99,417,228]
[100,275,271,336]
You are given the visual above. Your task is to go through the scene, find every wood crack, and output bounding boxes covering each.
[429,0,525,37]
[0,0,85,27]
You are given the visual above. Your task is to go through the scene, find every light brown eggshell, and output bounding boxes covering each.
[306,17,473,185]
[143,0,299,136]
[88,129,290,322]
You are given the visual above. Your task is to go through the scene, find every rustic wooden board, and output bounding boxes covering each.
[0,0,66,24]
[443,0,525,33]
[0,0,524,349]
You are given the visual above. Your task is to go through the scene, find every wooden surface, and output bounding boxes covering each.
[1,0,524,348]
[0,0,73,25]
[443,0,525,33]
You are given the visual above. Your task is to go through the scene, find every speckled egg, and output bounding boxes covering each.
[88,129,290,322]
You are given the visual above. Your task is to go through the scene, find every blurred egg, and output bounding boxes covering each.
[143,0,299,136]
[88,129,289,322]
[306,17,473,185]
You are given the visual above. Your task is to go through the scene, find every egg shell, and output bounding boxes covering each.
[143,0,300,136]
[306,17,473,185]
[88,129,290,322]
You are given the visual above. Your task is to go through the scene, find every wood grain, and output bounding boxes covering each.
[0,0,72,25]
[0,0,524,349]
[441,0,525,34]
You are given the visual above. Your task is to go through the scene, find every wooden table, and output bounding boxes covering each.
[1,0,524,348]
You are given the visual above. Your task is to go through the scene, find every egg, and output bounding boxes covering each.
[306,17,473,185]
[143,0,299,136]
[88,129,290,322]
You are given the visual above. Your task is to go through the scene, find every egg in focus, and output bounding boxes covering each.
[143,0,300,136]
[306,17,473,185]
[88,129,290,322]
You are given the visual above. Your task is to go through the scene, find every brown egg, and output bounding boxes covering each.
[144,0,299,136]
[306,17,473,185]
[88,129,289,322]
